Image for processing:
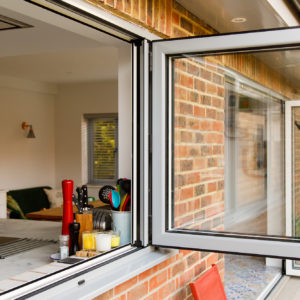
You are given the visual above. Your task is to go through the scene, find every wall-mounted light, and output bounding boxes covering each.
[22,122,36,138]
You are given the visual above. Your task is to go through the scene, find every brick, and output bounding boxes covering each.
[201,145,212,156]
[180,102,193,115]
[124,0,131,14]
[213,73,223,84]
[194,158,205,169]
[180,160,193,171]
[206,133,223,144]
[194,260,206,276]
[212,121,224,132]
[175,175,185,187]
[144,291,160,300]
[194,106,205,117]
[200,120,211,131]
[172,261,185,276]
[207,157,217,167]
[206,253,218,267]
[139,0,146,22]
[194,78,205,92]
[116,0,123,10]
[150,270,168,290]
[158,280,176,299]
[175,116,186,128]
[195,184,205,196]
[189,91,200,103]
[180,74,193,88]
[146,0,153,26]
[175,202,187,217]
[186,252,199,267]
[195,132,204,143]
[172,289,186,300]
[127,281,148,300]
[187,63,200,76]
[93,289,113,300]
[206,108,217,119]
[174,59,187,71]
[200,68,211,81]
[201,195,212,207]
[180,16,193,32]
[206,82,217,95]
[181,131,193,142]
[181,187,193,200]
[172,12,180,25]
[207,182,217,193]
[202,95,211,105]
[187,118,199,130]
[175,86,187,100]
[159,0,166,33]
[105,0,114,7]
[115,276,137,295]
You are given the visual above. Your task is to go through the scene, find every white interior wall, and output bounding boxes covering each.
[55,81,118,190]
[0,76,56,190]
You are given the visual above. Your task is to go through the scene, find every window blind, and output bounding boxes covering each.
[88,116,118,183]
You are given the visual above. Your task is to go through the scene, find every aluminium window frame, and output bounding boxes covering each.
[151,27,300,259]
[0,0,154,298]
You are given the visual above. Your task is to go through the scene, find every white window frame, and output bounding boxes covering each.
[0,0,155,298]
[151,27,300,259]
[285,100,300,275]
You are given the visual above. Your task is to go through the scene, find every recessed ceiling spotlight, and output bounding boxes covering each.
[231,17,247,23]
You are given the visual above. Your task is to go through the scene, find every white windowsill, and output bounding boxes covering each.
[4,246,177,300]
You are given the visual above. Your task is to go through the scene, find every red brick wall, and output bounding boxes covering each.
[85,1,299,299]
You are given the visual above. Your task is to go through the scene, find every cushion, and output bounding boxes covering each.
[7,195,26,219]
[44,188,63,208]
[7,186,51,215]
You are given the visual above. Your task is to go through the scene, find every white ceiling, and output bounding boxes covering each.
[177,0,291,33]
[0,47,119,84]
[0,3,127,83]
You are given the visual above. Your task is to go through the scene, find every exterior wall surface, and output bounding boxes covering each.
[85,1,300,299]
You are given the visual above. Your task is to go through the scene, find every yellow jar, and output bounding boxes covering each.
[82,231,96,250]
[110,232,120,248]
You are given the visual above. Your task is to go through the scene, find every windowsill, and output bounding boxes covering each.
[3,246,177,299]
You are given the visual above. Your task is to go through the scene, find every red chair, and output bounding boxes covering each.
[189,264,227,300]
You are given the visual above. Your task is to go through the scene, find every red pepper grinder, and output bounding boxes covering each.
[62,180,74,237]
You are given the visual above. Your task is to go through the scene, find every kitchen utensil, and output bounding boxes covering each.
[122,194,131,212]
[99,185,115,204]
[82,185,88,210]
[120,194,127,211]
[109,190,121,210]
[76,187,83,213]
[62,180,74,238]
[72,194,82,213]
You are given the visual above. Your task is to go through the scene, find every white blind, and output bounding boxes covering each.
[88,116,118,182]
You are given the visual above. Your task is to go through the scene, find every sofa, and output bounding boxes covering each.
[7,186,52,219]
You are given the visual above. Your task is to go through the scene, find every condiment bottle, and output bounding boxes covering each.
[59,235,69,259]
[69,222,80,256]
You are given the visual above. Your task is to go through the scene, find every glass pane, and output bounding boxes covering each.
[293,107,300,268]
[171,48,300,237]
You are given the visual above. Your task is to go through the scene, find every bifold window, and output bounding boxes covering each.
[86,114,118,184]
[0,0,138,297]
[151,28,300,265]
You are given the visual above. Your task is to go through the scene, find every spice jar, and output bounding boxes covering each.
[59,235,69,259]
[82,231,96,250]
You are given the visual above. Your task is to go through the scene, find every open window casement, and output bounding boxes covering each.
[150,28,300,267]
